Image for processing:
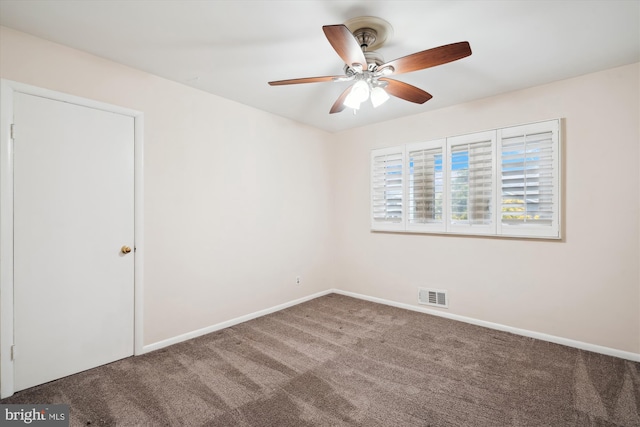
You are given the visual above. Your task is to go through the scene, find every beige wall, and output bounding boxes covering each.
[0,27,336,345]
[331,62,640,353]
[1,26,638,355]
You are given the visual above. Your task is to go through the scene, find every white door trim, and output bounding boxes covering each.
[0,79,144,398]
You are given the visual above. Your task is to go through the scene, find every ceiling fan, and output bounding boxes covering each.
[268,17,472,114]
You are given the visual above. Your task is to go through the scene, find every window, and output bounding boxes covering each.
[370,119,561,238]
[497,121,560,237]
[447,131,496,235]
[371,147,405,231]
[406,140,445,233]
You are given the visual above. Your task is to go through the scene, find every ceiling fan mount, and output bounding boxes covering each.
[344,16,393,51]
[268,16,472,114]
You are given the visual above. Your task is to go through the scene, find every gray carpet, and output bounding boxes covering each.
[2,294,639,426]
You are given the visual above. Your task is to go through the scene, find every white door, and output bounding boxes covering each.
[13,92,135,392]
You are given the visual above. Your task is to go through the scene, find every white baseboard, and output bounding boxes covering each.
[142,290,332,353]
[143,287,639,362]
[332,289,640,363]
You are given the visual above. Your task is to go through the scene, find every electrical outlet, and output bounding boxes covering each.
[296,276,301,285]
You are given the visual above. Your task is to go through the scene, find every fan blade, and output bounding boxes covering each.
[380,78,433,104]
[329,86,352,114]
[268,75,345,86]
[379,41,471,75]
[322,25,368,69]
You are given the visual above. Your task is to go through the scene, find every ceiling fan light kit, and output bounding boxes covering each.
[268,16,472,115]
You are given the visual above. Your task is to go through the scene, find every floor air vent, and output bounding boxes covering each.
[418,288,448,308]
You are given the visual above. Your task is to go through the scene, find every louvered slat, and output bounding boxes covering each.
[450,139,493,225]
[371,150,404,227]
[500,130,555,226]
[408,146,443,225]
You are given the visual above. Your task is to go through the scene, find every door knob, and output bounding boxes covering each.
[121,245,132,254]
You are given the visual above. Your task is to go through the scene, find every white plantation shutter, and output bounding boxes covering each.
[369,120,561,239]
[371,147,405,231]
[498,120,560,238]
[447,131,496,234]
[406,140,446,232]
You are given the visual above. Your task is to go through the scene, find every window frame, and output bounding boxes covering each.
[370,119,562,239]
[497,120,560,238]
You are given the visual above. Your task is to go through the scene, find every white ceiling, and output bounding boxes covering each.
[0,0,638,133]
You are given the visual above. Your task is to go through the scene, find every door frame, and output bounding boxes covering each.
[0,79,145,398]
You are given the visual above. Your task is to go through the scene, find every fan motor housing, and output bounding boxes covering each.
[353,28,377,50]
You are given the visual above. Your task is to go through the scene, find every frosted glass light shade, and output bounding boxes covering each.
[370,86,390,108]
[351,80,370,102]
[344,91,361,109]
